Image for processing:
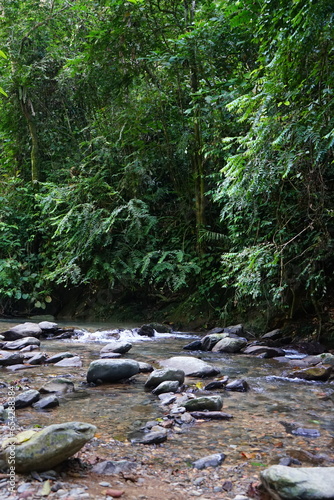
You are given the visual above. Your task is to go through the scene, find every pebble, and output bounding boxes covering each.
[99,481,111,487]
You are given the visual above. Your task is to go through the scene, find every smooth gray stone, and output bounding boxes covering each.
[4,389,40,409]
[27,352,48,365]
[159,356,220,377]
[92,460,137,475]
[0,351,25,366]
[33,395,60,409]
[152,380,180,395]
[39,379,75,394]
[45,353,75,364]
[54,356,82,367]
[87,358,139,384]
[212,336,247,353]
[2,323,43,341]
[242,345,285,358]
[260,465,334,500]
[132,429,168,445]
[225,379,249,392]
[145,368,185,389]
[3,337,41,350]
[193,452,226,470]
[100,341,132,355]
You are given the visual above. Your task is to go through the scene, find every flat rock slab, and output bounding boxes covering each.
[33,395,60,410]
[92,460,137,475]
[39,379,75,394]
[45,353,75,364]
[54,356,82,367]
[243,345,286,358]
[190,411,233,420]
[260,465,334,500]
[159,356,220,377]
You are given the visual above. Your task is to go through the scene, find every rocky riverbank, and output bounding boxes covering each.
[0,321,333,499]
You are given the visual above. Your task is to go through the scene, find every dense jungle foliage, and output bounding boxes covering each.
[0,0,333,335]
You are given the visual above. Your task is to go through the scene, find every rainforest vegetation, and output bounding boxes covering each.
[0,0,333,335]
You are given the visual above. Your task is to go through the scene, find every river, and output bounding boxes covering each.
[0,318,333,494]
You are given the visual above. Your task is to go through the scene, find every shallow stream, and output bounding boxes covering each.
[0,319,333,470]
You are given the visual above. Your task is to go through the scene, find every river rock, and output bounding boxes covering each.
[33,395,60,409]
[287,365,332,381]
[212,336,248,353]
[152,380,180,395]
[40,378,75,394]
[45,352,76,364]
[193,452,226,470]
[225,379,249,392]
[190,411,233,420]
[92,460,137,475]
[242,345,286,358]
[201,333,230,351]
[100,352,122,359]
[137,325,155,337]
[54,355,82,367]
[0,351,25,366]
[38,321,58,331]
[3,337,41,350]
[4,389,40,409]
[87,358,140,384]
[183,340,203,351]
[132,428,168,445]
[260,465,334,500]
[2,322,43,341]
[0,421,96,472]
[184,395,223,412]
[27,352,48,365]
[138,361,154,373]
[145,368,185,389]
[100,340,132,355]
[314,353,334,366]
[204,376,229,390]
[159,356,220,377]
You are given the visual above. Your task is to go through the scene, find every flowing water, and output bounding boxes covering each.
[1,318,333,470]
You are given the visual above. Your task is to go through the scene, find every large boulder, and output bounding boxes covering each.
[159,356,220,378]
[0,422,96,472]
[144,368,185,389]
[212,336,247,353]
[87,359,140,384]
[260,465,334,500]
[2,323,43,341]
